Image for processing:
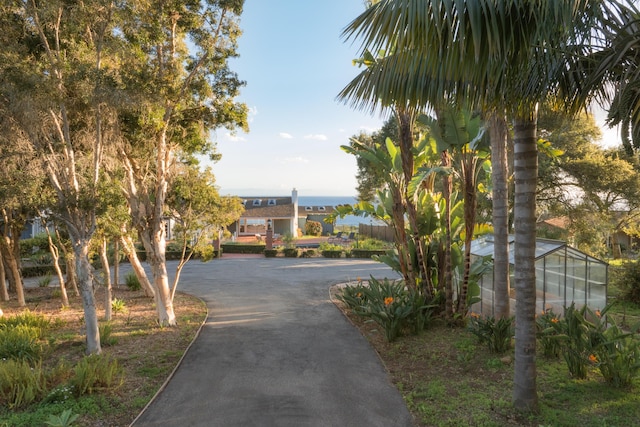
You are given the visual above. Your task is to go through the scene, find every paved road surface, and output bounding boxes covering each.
[129,257,413,427]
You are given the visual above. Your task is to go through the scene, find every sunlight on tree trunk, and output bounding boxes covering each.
[0,255,8,302]
[120,235,155,298]
[74,239,101,355]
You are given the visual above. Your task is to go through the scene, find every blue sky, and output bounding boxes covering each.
[207,0,621,198]
[207,0,385,197]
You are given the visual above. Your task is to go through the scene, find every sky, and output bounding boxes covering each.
[207,0,622,198]
[206,0,385,198]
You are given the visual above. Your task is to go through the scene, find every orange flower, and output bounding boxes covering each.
[356,277,362,282]
[356,292,363,298]
[551,318,559,323]
[589,354,598,364]
[384,297,394,306]
[470,312,480,319]
[595,310,601,317]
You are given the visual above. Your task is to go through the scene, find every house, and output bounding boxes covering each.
[228,189,300,238]
[298,205,336,235]
[227,188,337,238]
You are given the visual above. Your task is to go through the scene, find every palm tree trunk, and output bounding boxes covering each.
[441,150,454,319]
[512,112,538,411]
[490,113,511,319]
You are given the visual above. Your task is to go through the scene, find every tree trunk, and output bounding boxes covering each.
[120,235,155,298]
[456,151,478,314]
[140,226,176,326]
[512,113,538,411]
[490,113,511,319]
[100,237,112,321]
[45,226,69,307]
[0,236,24,306]
[57,230,80,297]
[72,237,101,355]
[441,150,454,319]
[113,239,120,288]
[0,254,8,301]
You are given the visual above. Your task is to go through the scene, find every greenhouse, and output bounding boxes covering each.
[469,236,608,317]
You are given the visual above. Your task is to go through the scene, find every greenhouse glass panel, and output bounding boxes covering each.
[468,236,608,317]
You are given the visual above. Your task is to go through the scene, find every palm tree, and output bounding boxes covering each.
[339,0,632,411]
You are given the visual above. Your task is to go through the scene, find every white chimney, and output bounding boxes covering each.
[292,188,299,236]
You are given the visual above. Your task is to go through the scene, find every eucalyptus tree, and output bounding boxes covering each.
[339,0,630,411]
[0,0,127,354]
[115,0,248,326]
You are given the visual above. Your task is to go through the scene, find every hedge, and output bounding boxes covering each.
[221,244,265,254]
[321,250,343,258]
[349,249,388,259]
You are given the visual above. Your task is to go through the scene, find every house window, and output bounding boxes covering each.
[253,199,262,206]
[318,206,326,211]
[305,206,312,211]
[268,199,276,205]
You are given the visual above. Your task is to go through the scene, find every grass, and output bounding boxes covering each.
[334,286,640,427]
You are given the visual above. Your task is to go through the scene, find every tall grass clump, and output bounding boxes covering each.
[70,354,123,396]
[124,272,141,291]
[0,359,47,409]
[0,325,45,363]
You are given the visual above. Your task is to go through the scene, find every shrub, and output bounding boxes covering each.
[305,220,322,236]
[536,309,563,358]
[338,278,434,342]
[70,354,123,396]
[467,314,514,354]
[0,311,50,331]
[0,359,47,409]
[610,260,640,305]
[38,274,53,288]
[124,272,141,291]
[99,323,118,346]
[593,323,640,387]
[111,298,127,314]
[0,325,45,363]
[283,248,299,258]
[264,249,278,257]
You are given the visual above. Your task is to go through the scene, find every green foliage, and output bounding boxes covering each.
[282,248,299,258]
[542,303,640,385]
[0,311,50,331]
[19,235,52,259]
[44,409,79,427]
[264,249,278,257]
[111,298,126,314]
[304,220,322,236]
[536,309,563,358]
[70,354,123,397]
[38,274,53,288]
[124,272,141,291]
[0,359,47,409]
[0,325,45,363]
[281,232,296,249]
[338,277,434,342]
[221,244,265,254]
[99,323,117,346]
[357,237,390,250]
[610,261,640,305]
[593,323,640,388]
[467,314,514,354]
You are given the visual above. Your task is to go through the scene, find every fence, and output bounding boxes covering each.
[359,223,394,242]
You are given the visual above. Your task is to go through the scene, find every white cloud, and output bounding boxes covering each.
[303,134,328,141]
[280,156,309,164]
[279,132,293,139]
[247,106,258,122]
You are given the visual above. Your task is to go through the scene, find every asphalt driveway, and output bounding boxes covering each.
[129,257,413,427]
